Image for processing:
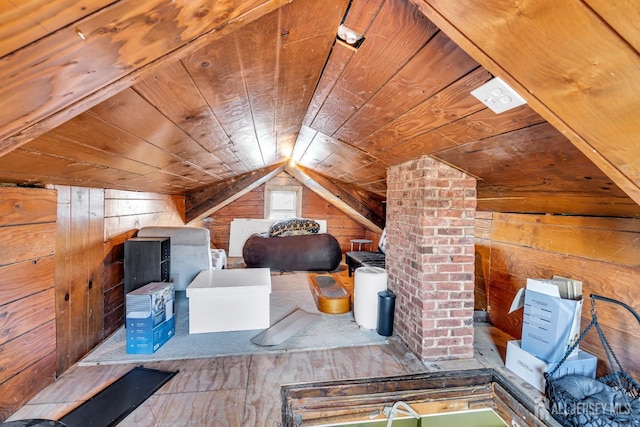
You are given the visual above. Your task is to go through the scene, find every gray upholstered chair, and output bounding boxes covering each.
[137,226,223,291]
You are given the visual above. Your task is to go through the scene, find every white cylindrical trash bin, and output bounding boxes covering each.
[353,266,388,329]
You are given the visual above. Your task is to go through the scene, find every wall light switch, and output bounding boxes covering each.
[471,77,527,114]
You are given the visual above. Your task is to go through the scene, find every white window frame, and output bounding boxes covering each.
[264,184,302,219]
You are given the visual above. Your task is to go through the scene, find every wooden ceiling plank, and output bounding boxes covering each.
[277,35,338,138]
[132,60,240,172]
[185,163,285,224]
[377,104,546,165]
[583,0,640,53]
[160,161,211,184]
[275,0,349,148]
[90,88,222,172]
[477,195,640,218]
[290,125,317,162]
[359,182,387,198]
[285,164,384,231]
[119,171,195,194]
[0,0,115,58]
[339,159,390,186]
[303,43,356,128]
[308,86,366,137]
[278,0,348,45]
[238,9,279,165]
[184,33,265,170]
[336,0,438,100]
[25,134,158,176]
[16,110,187,189]
[410,0,640,205]
[324,155,377,181]
[61,112,177,169]
[341,0,386,35]
[181,153,236,179]
[0,148,141,184]
[0,0,16,13]
[318,142,377,180]
[333,31,479,144]
[302,0,383,126]
[376,140,436,167]
[0,171,133,192]
[276,133,298,162]
[478,196,640,220]
[357,68,490,155]
[298,132,342,168]
[310,0,437,136]
[435,123,630,198]
[0,0,292,155]
[431,105,545,148]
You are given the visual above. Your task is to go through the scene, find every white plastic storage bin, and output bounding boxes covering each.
[353,266,387,330]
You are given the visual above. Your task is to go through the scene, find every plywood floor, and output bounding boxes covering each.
[8,264,546,427]
[9,339,426,426]
[8,327,547,427]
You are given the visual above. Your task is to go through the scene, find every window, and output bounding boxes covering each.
[269,190,296,219]
[265,185,302,219]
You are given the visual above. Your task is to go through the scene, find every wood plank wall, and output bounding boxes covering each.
[475,212,640,379]
[53,186,105,374]
[302,186,373,253]
[0,187,57,421]
[0,186,184,420]
[103,190,184,336]
[199,180,373,254]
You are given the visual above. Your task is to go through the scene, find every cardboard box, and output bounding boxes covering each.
[510,278,583,362]
[505,340,597,392]
[126,282,175,354]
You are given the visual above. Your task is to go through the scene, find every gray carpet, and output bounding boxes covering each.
[80,271,388,365]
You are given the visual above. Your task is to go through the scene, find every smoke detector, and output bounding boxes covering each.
[471,77,526,114]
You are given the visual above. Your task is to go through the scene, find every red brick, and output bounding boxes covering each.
[437,300,464,310]
[436,337,464,347]
[449,346,474,357]
[422,309,449,320]
[422,347,450,358]
[387,155,475,362]
[435,282,464,291]
[451,327,474,337]
[437,318,464,328]
[436,264,464,274]
[451,308,475,318]
[424,328,449,338]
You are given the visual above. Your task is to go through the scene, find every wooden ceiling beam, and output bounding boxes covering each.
[477,195,640,219]
[0,0,292,156]
[408,0,640,206]
[285,164,385,233]
[185,163,285,224]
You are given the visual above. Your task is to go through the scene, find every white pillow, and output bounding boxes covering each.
[378,228,387,254]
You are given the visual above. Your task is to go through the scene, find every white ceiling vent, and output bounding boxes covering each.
[471,77,526,114]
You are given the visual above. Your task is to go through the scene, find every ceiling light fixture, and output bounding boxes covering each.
[337,24,364,48]
[470,77,526,114]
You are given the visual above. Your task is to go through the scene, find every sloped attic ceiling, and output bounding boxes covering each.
[0,0,638,219]
[184,164,385,231]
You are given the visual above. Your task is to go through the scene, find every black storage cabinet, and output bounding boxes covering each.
[124,237,171,294]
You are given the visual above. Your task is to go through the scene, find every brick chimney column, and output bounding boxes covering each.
[386,155,476,361]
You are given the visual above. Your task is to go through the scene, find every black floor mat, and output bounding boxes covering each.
[58,366,177,427]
